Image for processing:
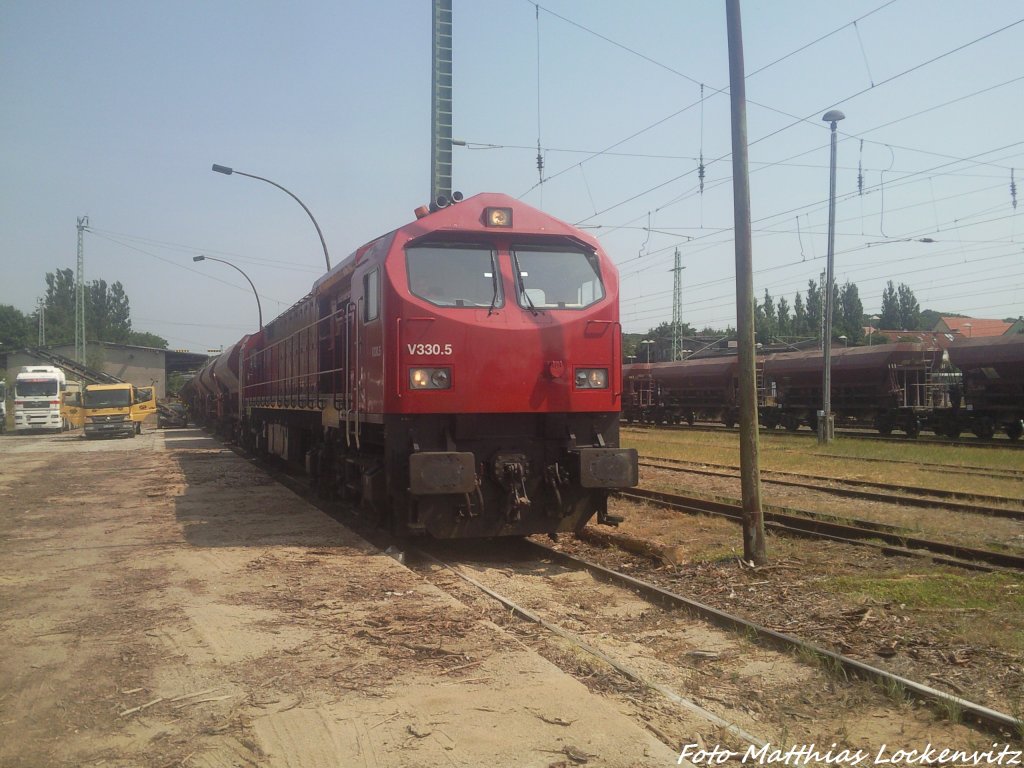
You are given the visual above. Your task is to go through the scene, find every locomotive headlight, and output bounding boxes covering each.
[574,368,608,389]
[483,206,513,228]
[410,367,452,390]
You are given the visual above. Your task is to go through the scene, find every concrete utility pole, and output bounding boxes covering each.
[37,298,45,345]
[431,0,454,204]
[820,110,845,445]
[725,0,766,565]
[76,216,89,363]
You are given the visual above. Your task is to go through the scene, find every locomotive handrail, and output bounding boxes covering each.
[395,318,402,399]
[585,319,622,399]
[613,321,622,400]
[355,297,362,450]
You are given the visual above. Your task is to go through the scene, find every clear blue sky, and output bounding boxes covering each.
[2,0,1022,352]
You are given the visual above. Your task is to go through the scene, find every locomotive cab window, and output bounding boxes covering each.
[363,269,379,322]
[512,246,604,310]
[407,244,503,309]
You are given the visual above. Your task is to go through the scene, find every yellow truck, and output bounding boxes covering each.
[82,383,157,439]
[61,382,84,430]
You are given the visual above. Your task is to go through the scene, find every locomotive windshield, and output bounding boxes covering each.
[512,246,605,310]
[407,245,503,309]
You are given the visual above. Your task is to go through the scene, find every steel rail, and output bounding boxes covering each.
[618,487,1024,572]
[410,547,767,747]
[638,457,1024,520]
[523,539,1023,738]
[622,422,1024,449]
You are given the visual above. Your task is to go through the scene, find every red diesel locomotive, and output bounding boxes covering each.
[186,193,638,538]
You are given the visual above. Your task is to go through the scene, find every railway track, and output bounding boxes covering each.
[227,435,1023,742]
[623,421,1024,449]
[639,455,1024,520]
[617,487,1024,573]
[408,538,1021,740]
[771,449,1024,482]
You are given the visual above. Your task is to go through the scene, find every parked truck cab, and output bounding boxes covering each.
[83,383,155,439]
[14,366,67,432]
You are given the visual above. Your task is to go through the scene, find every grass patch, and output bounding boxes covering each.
[621,427,1024,498]
[823,572,1024,611]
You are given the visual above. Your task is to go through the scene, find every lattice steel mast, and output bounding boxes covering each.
[430,0,453,203]
[76,216,89,363]
[671,248,685,360]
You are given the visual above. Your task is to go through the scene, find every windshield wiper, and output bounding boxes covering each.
[513,255,538,316]
[487,258,500,316]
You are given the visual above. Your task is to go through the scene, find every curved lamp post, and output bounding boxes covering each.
[193,255,262,330]
[211,164,331,272]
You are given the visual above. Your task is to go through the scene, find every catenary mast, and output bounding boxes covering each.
[431,0,454,203]
[76,216,89,363]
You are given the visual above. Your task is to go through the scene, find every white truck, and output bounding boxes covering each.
[0,378,7,433]
[14,366,67,432]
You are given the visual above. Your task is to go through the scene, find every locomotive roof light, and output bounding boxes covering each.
[484,207,513,228]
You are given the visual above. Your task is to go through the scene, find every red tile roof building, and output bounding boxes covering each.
[933,316,1022,338]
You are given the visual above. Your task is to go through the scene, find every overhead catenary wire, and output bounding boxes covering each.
[519,2,1023,213]
[508,3,1023,329]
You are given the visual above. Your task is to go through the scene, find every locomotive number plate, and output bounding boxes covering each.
[407,343,453,356]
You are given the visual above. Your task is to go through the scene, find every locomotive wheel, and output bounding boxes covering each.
[904,418,920,439]
[945,425,962,439]
[1007,421,1023,441]
[783,414,799,432]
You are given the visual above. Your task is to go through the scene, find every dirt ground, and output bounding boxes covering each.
[588,467,1024,720]
[0,428,677,768]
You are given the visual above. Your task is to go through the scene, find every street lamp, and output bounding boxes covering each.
[839,335,848,347]
[820,108,845,445]
[212,164,331,272]
[640,339,655,363]
[193,255,263,330]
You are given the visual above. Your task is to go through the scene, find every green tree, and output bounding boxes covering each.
[879,281,900,329]
[0,305,32,349]
[897,283,920,330]
[805,280,822,340]
[792,292,807,336]
[41,269,140,347]
[43,268,77,345]
[87,279,133,343]
[128,331,168,349]
[755,289,776,343]
[775,296,791,338]
[838,281,864,344]
[919,309,945,331]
